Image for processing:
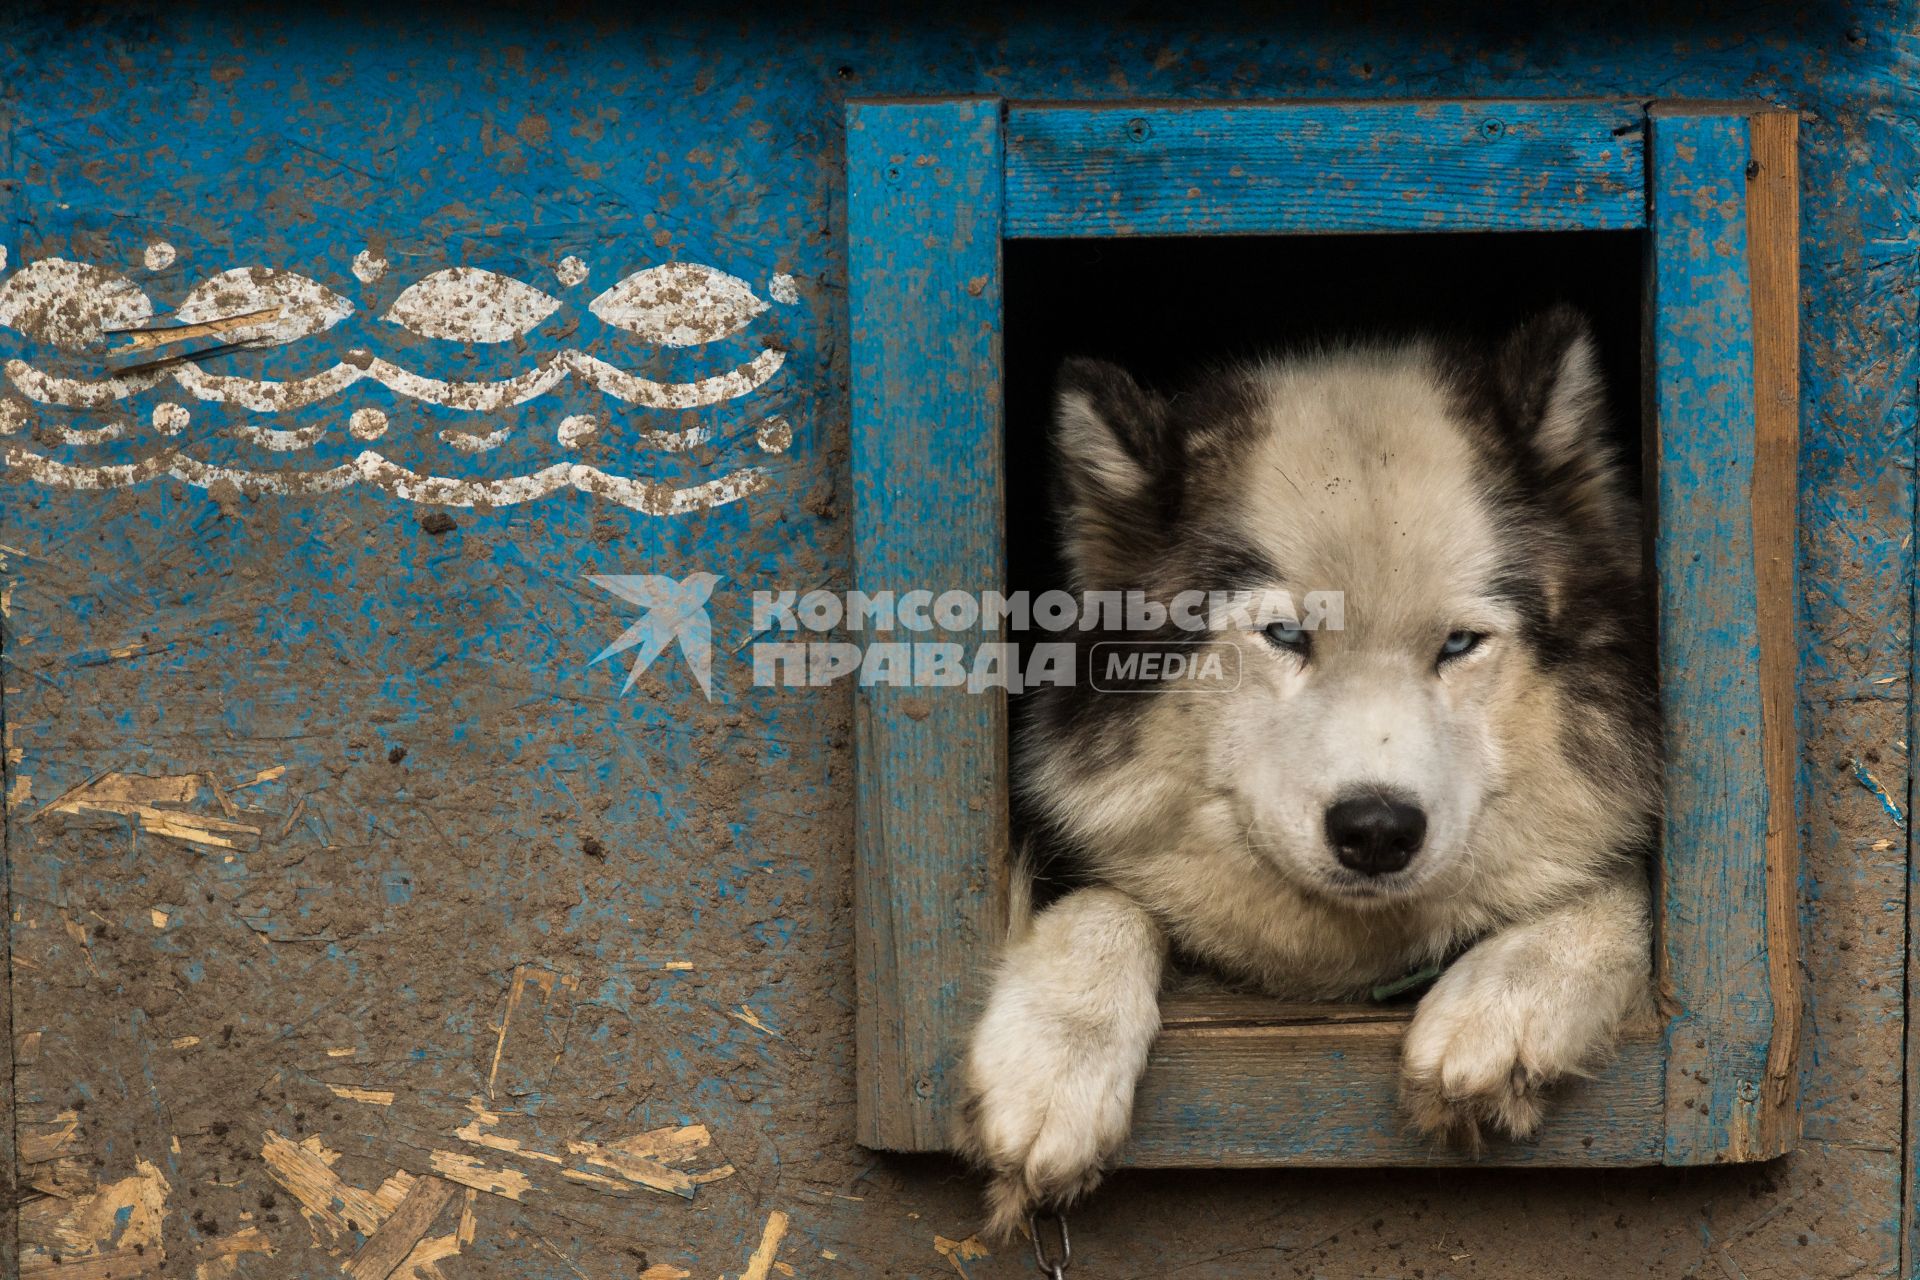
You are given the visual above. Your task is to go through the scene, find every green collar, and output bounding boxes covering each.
[1367,962,1445,1003]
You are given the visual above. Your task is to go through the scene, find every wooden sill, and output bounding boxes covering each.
[1121,990,1666,1168]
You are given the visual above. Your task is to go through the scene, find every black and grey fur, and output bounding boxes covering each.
[958,307,1661,1235]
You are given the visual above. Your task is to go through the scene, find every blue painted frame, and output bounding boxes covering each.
[848,99,1011,1152]
[849,98,1799,1165]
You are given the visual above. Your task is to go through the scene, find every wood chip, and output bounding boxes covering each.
[344,1175,456,1280]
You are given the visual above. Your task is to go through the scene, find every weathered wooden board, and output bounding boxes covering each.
[1745,109,1804,1163]
[848,99,1010,1151]
[0,9,1907,1279]
[864,98,1796,1170]
[1647,107,1797,1164]
[1005,101,1647,237]
[1124,1019,1665,1167]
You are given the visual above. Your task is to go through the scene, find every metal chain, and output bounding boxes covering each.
[1030,1211,1071,1279]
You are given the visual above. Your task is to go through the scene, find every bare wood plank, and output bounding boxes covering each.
[344,1174,456,1280]
[1744,109,1803,1160]
[1,703,13,1280]
[1648,107,1790,1163]
[1122,1025,1665,1167]
[1158,992,1411,1029]
[1005,101,1646,238]
[848,98,1010,1151]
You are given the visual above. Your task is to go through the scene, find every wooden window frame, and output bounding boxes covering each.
[847,98,1801,1166]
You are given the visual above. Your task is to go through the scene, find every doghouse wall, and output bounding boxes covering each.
[0,4,1912,1278]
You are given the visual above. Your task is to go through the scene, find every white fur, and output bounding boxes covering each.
[962,332,1656,1234]
[1533,333,1605,464]
[958,888,1166,1237]
[1057,389,1148,497]
[1400,873,1652,1141]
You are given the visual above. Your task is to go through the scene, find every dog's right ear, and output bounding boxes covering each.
[1052,358,1169,588]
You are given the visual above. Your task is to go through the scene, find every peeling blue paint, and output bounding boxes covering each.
[0,5,1913,1278]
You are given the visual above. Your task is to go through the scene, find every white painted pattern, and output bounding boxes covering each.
[438,423,513,454]
[231,422,330,452]
[5,392,791,461]
[15,347,785,412]
[557,414,599,446]
[6,362,168,407]
[37,419,130,446]
[555,412,711,453]
[588,263,767,346]
[386,266,561,344]
[3,443,770,515]
[176,268,354,346]
[0,254,792,516]
[0,259,154,349]
[756,415,793,453]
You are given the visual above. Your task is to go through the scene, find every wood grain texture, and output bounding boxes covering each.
[848,98,1010,1151]
[1158,993,1410,1029]
[854,97,1798,1169]
[1122,1022,1665,1167]
[344,1174,456,1280]
[1,633,13,1280]
[1648,107,1792,1164]
[1744,109,1803,1160]
[0,11,1902,1274]
[1004,101,1647,238]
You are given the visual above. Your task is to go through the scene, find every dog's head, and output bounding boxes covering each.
[1044,308,1653,908]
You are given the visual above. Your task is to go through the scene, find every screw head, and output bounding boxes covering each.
[1479,118,1505,140]
[1126,117,1152,143]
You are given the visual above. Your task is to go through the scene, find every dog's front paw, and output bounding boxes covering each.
[957,1031,1136,1238]
[1398,940,1625,1148]
[955,886,1166,1237]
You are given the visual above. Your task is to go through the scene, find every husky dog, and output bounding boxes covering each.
[958,307,1660,1234]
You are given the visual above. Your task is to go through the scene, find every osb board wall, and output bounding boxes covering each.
[0,4,1911,1277]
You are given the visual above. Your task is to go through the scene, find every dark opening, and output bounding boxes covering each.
[1002,232,1649,999]
[1003,230,1646,610]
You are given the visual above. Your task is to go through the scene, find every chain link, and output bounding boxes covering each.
[1029,1211,1071,1279]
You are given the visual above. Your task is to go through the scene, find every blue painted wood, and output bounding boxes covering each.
[849,96,1798,1169]
[1122,1008,1664,1166]
[0,9,1897,1274]
[1648,109,1785,1163]
[847,99,1010,1151]
[1005,101,1647,238]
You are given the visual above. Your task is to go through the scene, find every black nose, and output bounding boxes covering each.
[1324,795,1427,876]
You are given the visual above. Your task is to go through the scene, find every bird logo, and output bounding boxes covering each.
[586,572,720,698]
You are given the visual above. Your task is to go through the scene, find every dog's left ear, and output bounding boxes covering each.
[1051,357,1171,588]
[1495,305,1608,467]
[1495,306,1635,537]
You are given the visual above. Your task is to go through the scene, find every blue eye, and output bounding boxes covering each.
[1263,621,1310,654]
[1439,630,1483,661]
